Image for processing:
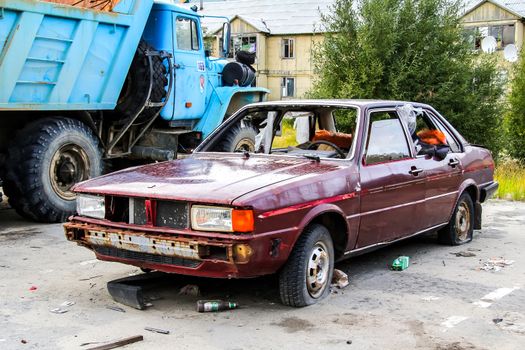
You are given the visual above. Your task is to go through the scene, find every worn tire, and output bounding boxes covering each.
[438,192,475,245]
[214,123,258,152]
[279,224,334,307]
[3,118,103,222]
[114,40,167,123]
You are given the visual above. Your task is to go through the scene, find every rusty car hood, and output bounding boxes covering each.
[74,153,344,204]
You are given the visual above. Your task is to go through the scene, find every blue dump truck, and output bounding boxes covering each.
[0,0,268,222]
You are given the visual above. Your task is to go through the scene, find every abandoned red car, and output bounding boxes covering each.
[64,100,498,307]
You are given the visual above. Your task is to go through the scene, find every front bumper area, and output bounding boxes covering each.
[64,220,290,278]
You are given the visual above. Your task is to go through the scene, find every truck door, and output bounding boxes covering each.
[172,15,207,122]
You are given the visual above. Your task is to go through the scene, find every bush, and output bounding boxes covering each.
[506,53,525,161]
[310,0,504,155]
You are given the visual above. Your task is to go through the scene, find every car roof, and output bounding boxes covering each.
[245,99,432,110]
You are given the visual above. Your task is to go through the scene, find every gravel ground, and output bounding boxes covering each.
[0,199,524,350]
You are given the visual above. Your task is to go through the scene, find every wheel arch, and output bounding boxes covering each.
[446,179,480,224]
[294,204,350,261]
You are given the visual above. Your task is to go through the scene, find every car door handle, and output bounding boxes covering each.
[409,166,424,176]
[448,159,460,167]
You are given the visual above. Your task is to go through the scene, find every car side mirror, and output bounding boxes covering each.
[221,22,231,57]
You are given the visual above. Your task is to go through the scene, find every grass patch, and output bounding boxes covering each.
[495,158,525,201]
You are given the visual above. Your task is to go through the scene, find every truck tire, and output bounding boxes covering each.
[214,123,258,152]
[3,118,103,222]
[115,40,167,123]
[279,224,334,307]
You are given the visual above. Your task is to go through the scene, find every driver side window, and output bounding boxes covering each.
[365,111,411,165]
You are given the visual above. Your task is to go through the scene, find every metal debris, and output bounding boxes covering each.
[331,269,349,289]
[144,327,170,334]
[85,335,144,350]
[106,306,126,313]
[450,251,476,257]
[50,308,68,314]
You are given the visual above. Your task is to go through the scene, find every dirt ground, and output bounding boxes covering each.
[1,199,524,350]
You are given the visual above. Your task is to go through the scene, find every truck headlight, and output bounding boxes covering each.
[76,194,105,219]
[191,205,254,233]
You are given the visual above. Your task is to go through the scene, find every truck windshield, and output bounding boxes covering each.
[199,106,359,160]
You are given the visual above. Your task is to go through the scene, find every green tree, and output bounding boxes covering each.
[310,0,504,155]
[507,53,525,161]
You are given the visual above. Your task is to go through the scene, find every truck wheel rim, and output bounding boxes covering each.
[306,241,330,298]
[50,144,90,201]
[234,138,255,152]
[455,202,470,241]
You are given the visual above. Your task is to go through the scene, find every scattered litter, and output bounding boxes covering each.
[84,335,143,350]
[79,275,103,281]
[450,251,476,257]
[495,312,525,334]
[467,248,481,252]
[493,318,503,324]
[21,339,27,344]
[441,316,468,329]
[61,301,75,307]
[79,259,98,266]
[106,306,126,313]
[346,340,352,345]
[29,286,37,291]
[478,258,514,272]
[197,300,238,312]
[331,269,349,289]
[421,296,440,301]
[179,284,200,296]
[29,246,42,249]
[442,260,446,267]
[50,308,69,314]
[391,256,410,271]
[144,327,170,335]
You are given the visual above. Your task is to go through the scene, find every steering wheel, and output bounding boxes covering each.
[307,140,346,159]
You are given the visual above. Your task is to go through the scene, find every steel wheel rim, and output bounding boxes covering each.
[234,138,255,152]
[50,144,90,201]
[306,241,330,298]
[455,201,471,241]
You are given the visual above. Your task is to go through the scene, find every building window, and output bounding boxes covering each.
[281,38,295,58]
[465,24,515,50]
[228,35,257,58]
[176,17,200,51]
[281,77,295,97]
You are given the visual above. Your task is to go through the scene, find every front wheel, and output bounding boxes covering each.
[3,118,103,222]
[438,192,474,245]
[279,224,334,307]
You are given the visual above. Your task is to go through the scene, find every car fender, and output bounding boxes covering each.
[445,178,479,223]
[290,203,352,253]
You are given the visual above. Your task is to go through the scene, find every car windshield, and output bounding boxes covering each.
[199,106,359,160]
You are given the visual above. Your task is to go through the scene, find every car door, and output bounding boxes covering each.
[418,109,464,228]
[172,15,207,121]
[356,109,427,248]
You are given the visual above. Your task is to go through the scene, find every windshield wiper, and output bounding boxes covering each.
[302,154,320,162]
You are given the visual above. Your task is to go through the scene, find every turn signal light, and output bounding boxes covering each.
[232,209,254,233]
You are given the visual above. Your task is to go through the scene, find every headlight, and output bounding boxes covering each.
[76,194,105,219]
[191,205,254,233]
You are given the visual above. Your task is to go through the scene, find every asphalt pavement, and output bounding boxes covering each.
[1,199,524,349]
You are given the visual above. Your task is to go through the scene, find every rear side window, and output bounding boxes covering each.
[176,17,200,51]
[364,111,411,165]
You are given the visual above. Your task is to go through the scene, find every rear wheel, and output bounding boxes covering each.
[3,118,103,222]
[438,192,474,245]
[279,224,334,307]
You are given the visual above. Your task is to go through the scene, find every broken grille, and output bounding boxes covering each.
[94,246,200,268]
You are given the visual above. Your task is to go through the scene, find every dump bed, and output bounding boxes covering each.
[0,0,153,110]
